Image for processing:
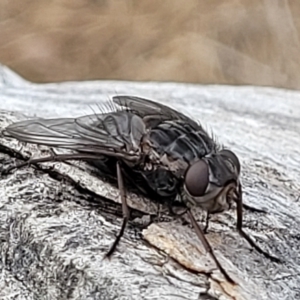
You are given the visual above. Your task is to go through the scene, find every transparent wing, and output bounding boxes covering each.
[113,95,218,155]
[113,95,200,129]
[3,117,83,147]
[3,111,147,157]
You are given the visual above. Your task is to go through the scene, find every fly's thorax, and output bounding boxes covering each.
[140,131,189,178]
[182,149,241,214]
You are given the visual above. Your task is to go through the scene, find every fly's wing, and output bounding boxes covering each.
[3,117,83,147]
[3,111,147,161]
[113,95,218,154]
[113,95,200,129]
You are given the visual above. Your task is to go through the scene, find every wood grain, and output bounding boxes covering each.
[0,65,299,300]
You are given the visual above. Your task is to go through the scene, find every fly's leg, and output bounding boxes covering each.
[105,161,130,258]
[187,209,236,284]
[203,212,211,234]
[1,152,56,175]
[168,205,188,218]
[235,186,281,263]
[1,153,89,175]
[3,150,132,256]
[242,203,267,214]
[1,151,137,176]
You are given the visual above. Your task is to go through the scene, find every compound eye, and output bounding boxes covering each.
[185,160,209,197]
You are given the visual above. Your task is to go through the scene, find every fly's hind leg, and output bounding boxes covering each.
[105,161,130,258]
[1,151,107,175]
[1,150,57,175]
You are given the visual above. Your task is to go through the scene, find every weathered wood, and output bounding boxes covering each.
[0,64,299,300]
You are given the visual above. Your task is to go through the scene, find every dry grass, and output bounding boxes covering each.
[0,0,299,89]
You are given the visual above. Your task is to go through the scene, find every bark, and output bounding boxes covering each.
[0,65,299,300]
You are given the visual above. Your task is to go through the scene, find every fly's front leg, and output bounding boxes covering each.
[235,186,281,263]
[203,212,211,234]
[187,209,236,284]
[105,161,130,258]
[242,203,267,214]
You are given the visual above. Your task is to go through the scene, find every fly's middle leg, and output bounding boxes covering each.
[105,161,130,258]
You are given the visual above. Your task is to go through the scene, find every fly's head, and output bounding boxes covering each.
[182,149,241,214]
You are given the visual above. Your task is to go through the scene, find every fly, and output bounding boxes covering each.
[1,95,281,284]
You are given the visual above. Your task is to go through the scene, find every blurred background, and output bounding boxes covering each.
[0,0,299,89]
